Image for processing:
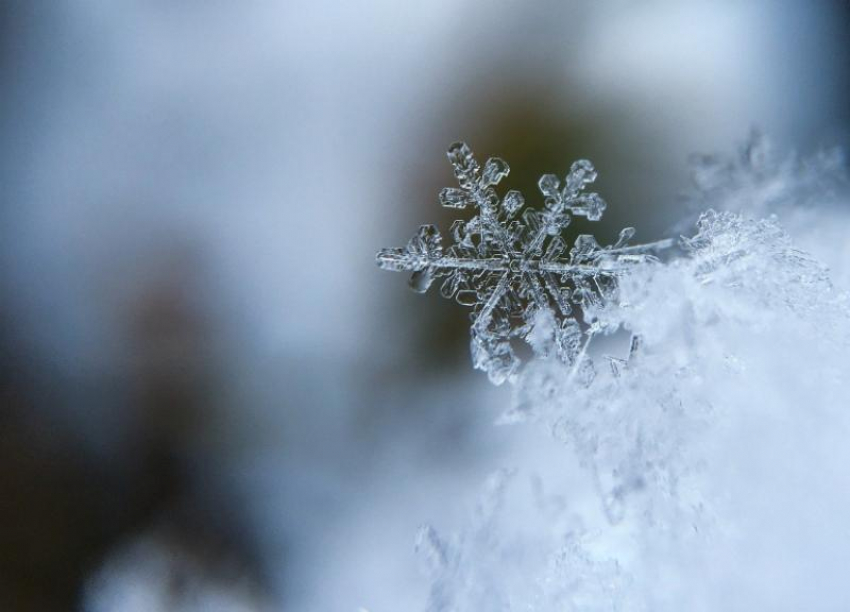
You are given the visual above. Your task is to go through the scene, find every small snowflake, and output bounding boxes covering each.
[377,142,671,384]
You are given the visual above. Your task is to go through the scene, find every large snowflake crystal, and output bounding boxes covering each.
[377,142,671,384]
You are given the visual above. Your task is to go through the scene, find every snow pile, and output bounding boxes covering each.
[414,144,850,611]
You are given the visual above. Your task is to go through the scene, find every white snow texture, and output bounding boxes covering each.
[387,137,850,611]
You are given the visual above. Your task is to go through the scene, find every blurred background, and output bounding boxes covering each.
[0,1,848,610]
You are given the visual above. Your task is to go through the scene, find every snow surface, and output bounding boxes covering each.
[404,138,850,611]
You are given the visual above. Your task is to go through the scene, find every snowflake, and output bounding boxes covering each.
[377,142,672,384]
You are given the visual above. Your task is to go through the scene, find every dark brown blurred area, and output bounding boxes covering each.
[0,254,268,610]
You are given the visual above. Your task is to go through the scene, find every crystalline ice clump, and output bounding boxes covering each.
[684,131,850,290]
[412,207,850,612]
[686,131,848,219]
[377,142,672,384]
[375,137,850,612]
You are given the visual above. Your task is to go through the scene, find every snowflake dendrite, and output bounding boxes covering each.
[377,142,672,384]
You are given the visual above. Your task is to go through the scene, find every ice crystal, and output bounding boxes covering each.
[377,142,672,384]
[686,131,848,219]
[684,132,850,289]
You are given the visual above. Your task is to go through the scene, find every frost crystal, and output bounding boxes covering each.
[377,142,672,384]
[686,131,848,219]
